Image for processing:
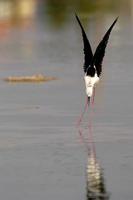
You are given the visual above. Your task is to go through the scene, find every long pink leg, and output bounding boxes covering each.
[91,87,95,106]
[78,128,90,153]
[88,87,96,159]
[88,116,96,159]
[77,88,97,157]
[76,96,90,154]
[77,96,89,127]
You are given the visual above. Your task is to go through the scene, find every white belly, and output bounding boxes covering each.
[84,74,99,97]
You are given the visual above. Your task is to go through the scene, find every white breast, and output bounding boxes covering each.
[84,74,99,97]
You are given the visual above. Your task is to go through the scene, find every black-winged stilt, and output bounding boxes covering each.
[76,15,118,127]
[76,14,118,103]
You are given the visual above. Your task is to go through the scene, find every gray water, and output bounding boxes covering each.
[0,0,133,200]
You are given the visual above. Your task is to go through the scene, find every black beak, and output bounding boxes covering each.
[88,97,90,105]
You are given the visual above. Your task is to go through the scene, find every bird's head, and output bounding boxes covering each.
[86,86,93,99]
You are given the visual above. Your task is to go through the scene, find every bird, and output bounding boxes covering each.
[75,14,118,103]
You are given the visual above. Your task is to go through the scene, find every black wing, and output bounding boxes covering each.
[92,17,118,77]
[75,14,93,73]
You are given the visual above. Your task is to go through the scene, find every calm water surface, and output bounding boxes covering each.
[0,0,133,200]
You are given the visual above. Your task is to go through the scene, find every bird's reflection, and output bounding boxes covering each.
[86,152,109,200]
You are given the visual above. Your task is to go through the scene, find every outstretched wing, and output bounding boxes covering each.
[75,14,93,73]
[92,17,118,77]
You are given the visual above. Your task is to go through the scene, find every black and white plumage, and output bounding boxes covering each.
[76,14,118,101]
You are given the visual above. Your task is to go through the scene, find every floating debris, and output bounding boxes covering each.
[4,74,57,83]
[86,152,109,200]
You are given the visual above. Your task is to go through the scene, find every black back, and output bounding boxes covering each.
[86,67,95,76]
